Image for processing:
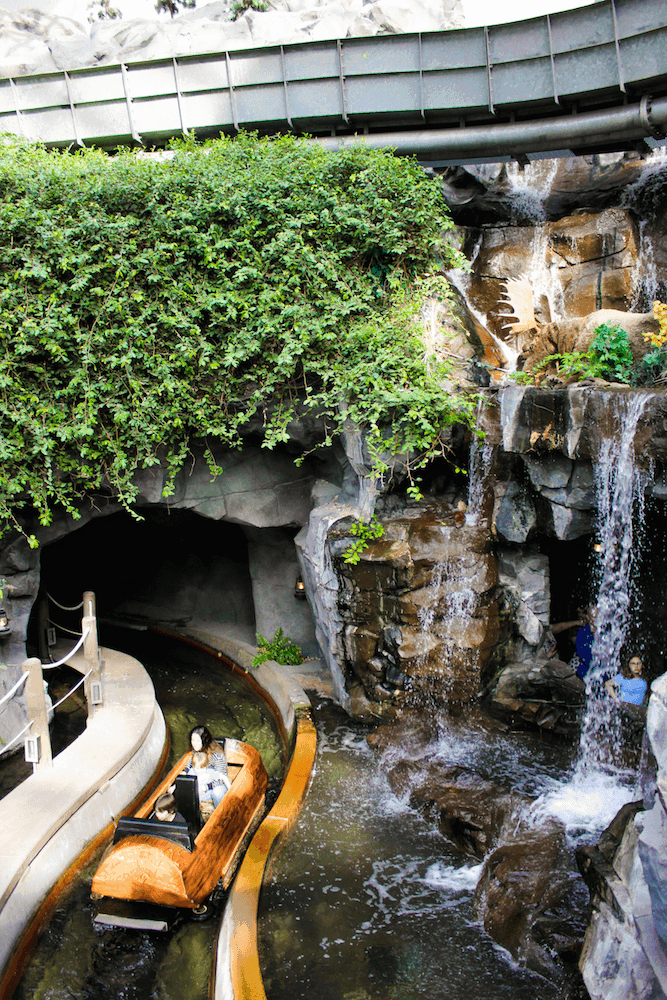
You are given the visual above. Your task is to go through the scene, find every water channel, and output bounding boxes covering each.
[12,627,284,1000]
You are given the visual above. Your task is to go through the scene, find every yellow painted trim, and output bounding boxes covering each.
[229,713,317,1000]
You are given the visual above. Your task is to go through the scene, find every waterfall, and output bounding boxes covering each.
[504,159,559,224]
[630,219,661,312]
[534,393,653,836]
[578,392,653,772]
[466,399,493,526]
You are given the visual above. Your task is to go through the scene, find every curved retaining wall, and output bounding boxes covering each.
[0,645,167,998]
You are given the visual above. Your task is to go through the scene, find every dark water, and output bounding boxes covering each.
[14,628,285,1000]
[258,698,625,1000]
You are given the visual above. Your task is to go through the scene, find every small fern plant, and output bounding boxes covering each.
[252,628,304,667]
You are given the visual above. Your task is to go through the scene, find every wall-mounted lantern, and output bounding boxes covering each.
[294,576,307,600]
[0,608,11,636]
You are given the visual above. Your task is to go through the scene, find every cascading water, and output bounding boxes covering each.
[630,219,660,312]
[534,393,653,836]
[504,159,559,224]
[466,400,493,526]
[579,392,653,769]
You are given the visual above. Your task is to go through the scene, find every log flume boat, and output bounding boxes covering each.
[91,738,267,931]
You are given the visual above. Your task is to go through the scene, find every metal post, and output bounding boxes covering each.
[82,590,102,717]
[23,657,52,770]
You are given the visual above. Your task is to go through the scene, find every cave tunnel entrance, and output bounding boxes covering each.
[28,506,318,661]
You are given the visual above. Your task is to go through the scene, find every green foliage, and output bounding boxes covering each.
[87,0,121,21]
[155,0,196,16]
[342,516,385,565]
[512,323,634,385]
[230,0,268,19]
[589,322,634,382]
[0,134,473,541]
[252,628,304,667]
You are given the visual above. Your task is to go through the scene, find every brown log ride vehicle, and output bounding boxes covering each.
[91,738,267,931]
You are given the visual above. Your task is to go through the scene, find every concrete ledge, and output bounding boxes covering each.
[0,646,167,995]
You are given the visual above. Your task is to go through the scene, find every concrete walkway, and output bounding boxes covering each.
[0,645,166,996]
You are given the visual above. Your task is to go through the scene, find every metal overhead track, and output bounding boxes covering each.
[1,0,667,164]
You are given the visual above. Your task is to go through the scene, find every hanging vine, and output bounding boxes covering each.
[0,133,474,543]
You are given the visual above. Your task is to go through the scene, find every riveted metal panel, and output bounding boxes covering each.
[67,67,125,105]
[555,42,620,98]
[423,66,489,112]
[0,81,15,114]
[488,18,551,64]
[176,56,229,93]
[283,41,340,81]
[550,3,615,54]
[125,63,177,100]
[234,82,286,125]
[341,36,420,76]
[621,31,667,88]
[228,49,284,87]
[492,58,554,107]
[75,102,131,140]
[286,78,342,119]
[133,95,182,133]
[11,75,69,111]
[181,90,234,128]
[20,107,77,143]
[421,29,486,71]
[345,73,421,115]
[615,0,667,37]
[0,112,20,136]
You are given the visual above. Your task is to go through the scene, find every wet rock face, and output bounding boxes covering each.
[331,501,499,709]
[497,385,667,467]
[465,209,639,343]
[441,154,648,227]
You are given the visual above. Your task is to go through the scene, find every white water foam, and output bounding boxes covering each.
[422,860,484,893]
[531,769,637,843]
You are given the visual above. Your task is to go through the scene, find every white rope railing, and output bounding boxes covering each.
[1,718,33,754]
[46,591,84,612]
[0,671,29,712]
[50,669,92,712]
[47,617,83,638]
[41,627,91,671]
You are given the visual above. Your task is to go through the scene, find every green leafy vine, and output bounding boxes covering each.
[0,134,474,542]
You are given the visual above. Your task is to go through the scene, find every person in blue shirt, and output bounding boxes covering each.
[572,606,597,680]
[605,655,648,706]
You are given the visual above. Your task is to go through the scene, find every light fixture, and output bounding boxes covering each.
[593,543,603,554]
[0,608,11,636]
[294,576,307,600]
